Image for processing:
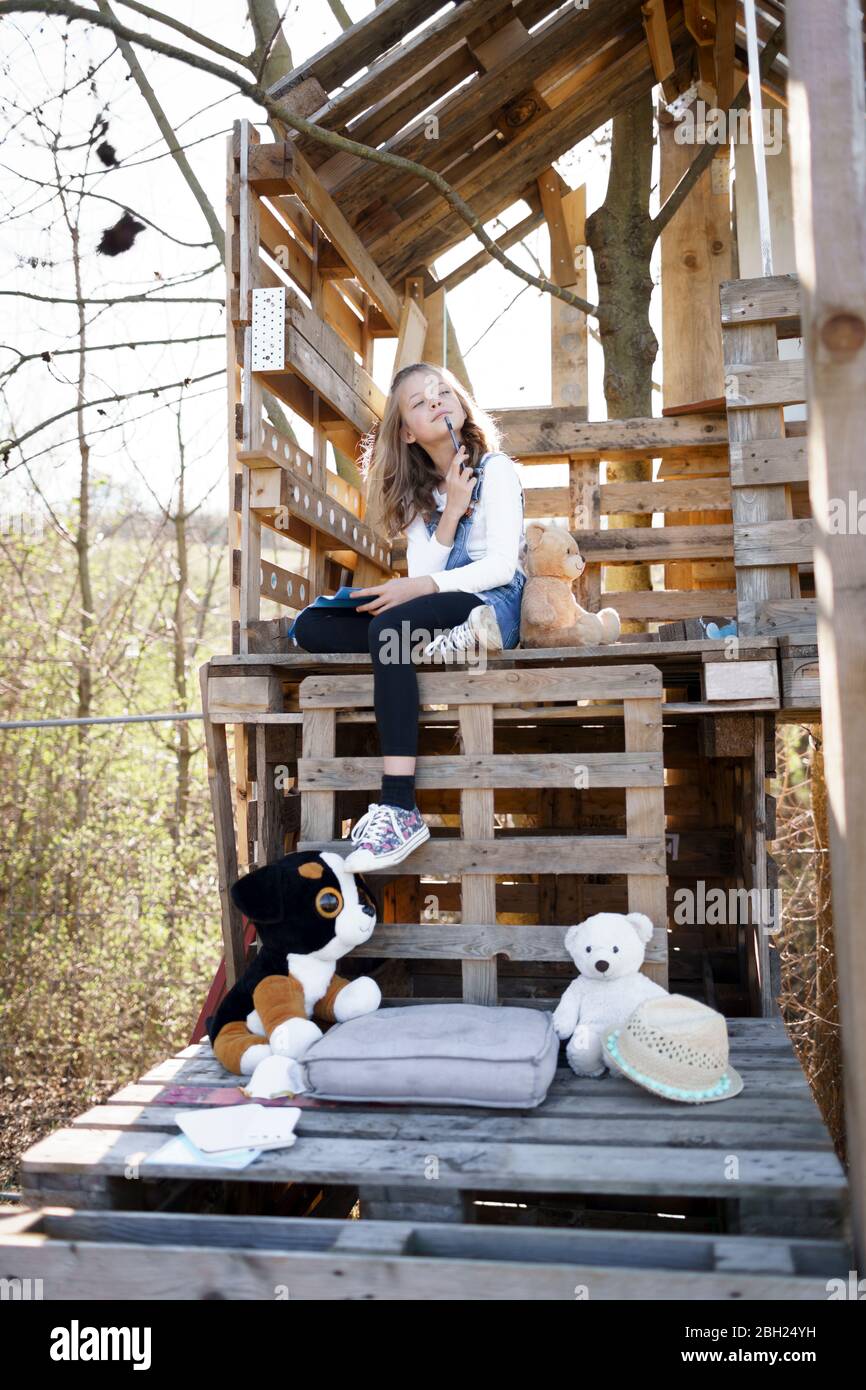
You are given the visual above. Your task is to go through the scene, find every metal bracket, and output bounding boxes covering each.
[251,286,285,372]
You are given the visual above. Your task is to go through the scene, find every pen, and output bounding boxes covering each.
[443,414,464,471]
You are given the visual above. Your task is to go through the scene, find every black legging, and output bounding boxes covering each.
[291,589,482,757]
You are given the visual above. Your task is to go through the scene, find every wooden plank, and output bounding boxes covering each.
[238,455,392,569]
[623,697,668,987]
[780,651,821,710]
[642,0,676,86]
[267,0,450,97]
[724,359,807,409]
[297,751,663,791]
[373,16,687,283]
[19,1124,847,1200]
[285,325,379,435]
[199,666,245,987]
[252,555,312,611]
[346,923,641,963]
[248,143,401,329]
[752,715,774,1017]
[499,410,728,456]
[459,705,497,1004]
[211,635,779,668]
[207,675,283,720]
[714,0,737,110]
[338,3,607,225]
[282,287,386,422]
[299,666,663,708]
[602,590,739,620]
[733,519,815,568]
[722,314,796,633]
[297,0,516,134]
[297,836,667,876]
[702,660,780,704]
[576,524,733,563]
[255,725,278,864]
[600,478,731,513]
[737,598,817,638]
[1,1211,850,1300]
[720,274,802,330]
[300,710,335,843]
[729,436,809,487]
[394,291,428,373]
[70,1088,833,1137]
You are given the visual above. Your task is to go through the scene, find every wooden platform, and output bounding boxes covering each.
[17,1016,848,1261]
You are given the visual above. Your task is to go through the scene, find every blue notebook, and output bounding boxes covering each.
[305,584,370,610]
[287,584,369,643]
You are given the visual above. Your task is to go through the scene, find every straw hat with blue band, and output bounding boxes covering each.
[601,994,744,1105]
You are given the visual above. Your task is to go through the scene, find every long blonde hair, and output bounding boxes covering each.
[360,362,501,540]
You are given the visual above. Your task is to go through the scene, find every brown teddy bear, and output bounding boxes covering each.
[519,521,621,647]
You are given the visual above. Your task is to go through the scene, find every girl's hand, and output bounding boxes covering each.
[441,448,475,517]
[351,574,435,614]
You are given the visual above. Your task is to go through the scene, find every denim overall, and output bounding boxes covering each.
[424,451,526,649]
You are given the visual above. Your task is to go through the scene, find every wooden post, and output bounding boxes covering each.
[787,0,866,1270]
[199,665,245,987]
[659,104,733,598]
[623,695,669,989]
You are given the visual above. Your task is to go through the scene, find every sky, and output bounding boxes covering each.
[0,0,664,526]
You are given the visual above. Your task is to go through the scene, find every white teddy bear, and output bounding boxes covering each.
[552,911,668,1077]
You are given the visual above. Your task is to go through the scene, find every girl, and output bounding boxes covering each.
[289,361,526,872]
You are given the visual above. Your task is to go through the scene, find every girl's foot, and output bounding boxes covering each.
[422,603,503,661]
[343,801,430,872]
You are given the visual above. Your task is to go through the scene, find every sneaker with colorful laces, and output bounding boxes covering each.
[422,603,503,662]
[343,801,430,871]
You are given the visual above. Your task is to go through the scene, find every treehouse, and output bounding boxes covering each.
[6,0,865,1300]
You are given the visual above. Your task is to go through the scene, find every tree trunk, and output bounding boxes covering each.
[585,95,658,628]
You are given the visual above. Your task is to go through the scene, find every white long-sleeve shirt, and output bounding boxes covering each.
[404,452,526,593]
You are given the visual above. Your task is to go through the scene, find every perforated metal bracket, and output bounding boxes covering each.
[251,287,285,372]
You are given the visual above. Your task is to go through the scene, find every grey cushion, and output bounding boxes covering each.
[302,1003,559,1108]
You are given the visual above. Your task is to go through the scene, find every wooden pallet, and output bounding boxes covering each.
[295,663,669,1001]
[200,641,788,1013]
[17,1017,848,1245]
[1,1205,852,1301]
[721,275,816,639]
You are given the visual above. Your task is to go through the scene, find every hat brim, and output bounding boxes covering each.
[602,1036,744,1105]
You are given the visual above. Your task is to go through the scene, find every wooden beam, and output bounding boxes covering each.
[295,0,516,136]
[394,287,428,373]
[267,0,449,98]
[642,0,677,99]
[373,14,688,284]
[497,409,728,456]
[248,142,402,329]
[787,0,866,1268]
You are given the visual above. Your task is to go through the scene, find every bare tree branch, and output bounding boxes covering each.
[113,0,251,65]
[6,368,224,451]
[95,0,225,251]
[0,0,600,318]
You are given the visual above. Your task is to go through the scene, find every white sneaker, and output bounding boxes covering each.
[422,603,503,662]
[343,801,430,872]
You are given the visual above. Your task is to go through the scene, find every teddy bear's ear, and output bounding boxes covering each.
[563,922,583,955]
[525,522,546,550]
[230,861,284,924]
[625,912,655,943]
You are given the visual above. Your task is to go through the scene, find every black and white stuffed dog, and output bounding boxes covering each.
[206,850,381,1094]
